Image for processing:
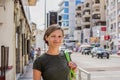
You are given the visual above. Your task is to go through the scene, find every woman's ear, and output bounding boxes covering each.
[45,36,48,41]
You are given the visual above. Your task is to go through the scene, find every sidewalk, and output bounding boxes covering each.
[18,62,33,80]
[18,51,45,80]
[110,54,120,58]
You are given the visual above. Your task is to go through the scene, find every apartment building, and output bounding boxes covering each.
[75,0,106,47]
[91,0,106,47]
[75,3,83,42]
[58,0,70,37]
[58,0,82,40]
[106,0,120,50]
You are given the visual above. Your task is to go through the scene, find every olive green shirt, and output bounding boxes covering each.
[33,53,70,80]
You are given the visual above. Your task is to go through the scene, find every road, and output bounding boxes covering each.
[71,52,120,80]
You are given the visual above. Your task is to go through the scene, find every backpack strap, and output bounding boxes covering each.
[64,50,76,80]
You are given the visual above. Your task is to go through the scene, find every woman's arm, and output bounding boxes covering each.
[33,69,42,80]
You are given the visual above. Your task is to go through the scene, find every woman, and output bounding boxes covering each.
[33,24,77,80]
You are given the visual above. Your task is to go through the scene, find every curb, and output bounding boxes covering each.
[110,54,120,58]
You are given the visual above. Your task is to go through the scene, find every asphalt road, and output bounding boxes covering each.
[71,52,120,80]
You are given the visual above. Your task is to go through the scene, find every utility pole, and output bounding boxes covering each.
[44,0,47,52]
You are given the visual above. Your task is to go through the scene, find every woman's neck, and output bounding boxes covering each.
[47,47,59,55]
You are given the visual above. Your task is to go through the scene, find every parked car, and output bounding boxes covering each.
[81,47,93,55]
[60,46,72,54]
[91,47,110,59]
[117,50,120,55]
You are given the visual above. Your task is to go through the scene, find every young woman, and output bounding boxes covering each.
[33,24,77,80]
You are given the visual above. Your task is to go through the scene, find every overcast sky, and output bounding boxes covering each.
[30,0,61,30]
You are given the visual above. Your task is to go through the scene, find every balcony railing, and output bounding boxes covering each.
[92,3,100,8]
[83,12,90,18]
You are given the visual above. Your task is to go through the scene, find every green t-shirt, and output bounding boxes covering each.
[33,53,70,80]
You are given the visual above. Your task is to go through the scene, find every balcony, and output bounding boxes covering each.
[28,0,37,6]
[92,3,100,8]
[76,20,82,27]
[83,12,90,18]
[83,22,90,26]
[75,17,82,21]
[92,11,100,16]
[83,7,90,11]
[76,10,81,13]
[92,13,100,19]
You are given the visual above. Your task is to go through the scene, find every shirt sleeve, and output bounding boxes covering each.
[33,58,42,72]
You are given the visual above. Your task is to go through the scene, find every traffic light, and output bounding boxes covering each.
[58,15,62,26]
[50,12,57,25]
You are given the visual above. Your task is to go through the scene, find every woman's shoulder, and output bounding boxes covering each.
[33,53,48,64]
[36,53,47,59]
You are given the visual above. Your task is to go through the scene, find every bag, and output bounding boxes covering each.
[64,51,76,80]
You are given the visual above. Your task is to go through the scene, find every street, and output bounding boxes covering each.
[71,52,120,80]
[18,52,120,80]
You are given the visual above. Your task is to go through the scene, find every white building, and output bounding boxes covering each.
[106,0,120,50]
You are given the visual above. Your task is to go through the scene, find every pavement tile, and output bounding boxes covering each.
[18,62,33,80]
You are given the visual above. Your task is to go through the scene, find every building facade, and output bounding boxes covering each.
[75,0,106,47]
[58,0,82,39]
[106,0,120,50]
[0,0,37,80]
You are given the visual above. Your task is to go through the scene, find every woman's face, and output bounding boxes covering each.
[45,30,64,48]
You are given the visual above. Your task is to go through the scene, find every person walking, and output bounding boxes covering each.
[36,47,41,58]
[33,24,77,80]
[30,47,35,62]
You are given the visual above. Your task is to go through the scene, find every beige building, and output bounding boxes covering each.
[75,0,106,47]
[0,0,37,80]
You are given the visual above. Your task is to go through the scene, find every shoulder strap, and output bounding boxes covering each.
[64,50,71,62]
[64,50,76,80]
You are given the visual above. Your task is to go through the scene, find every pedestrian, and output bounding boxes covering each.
[36,47,41,57]
[30,47,35,62]
[33,24,77,80]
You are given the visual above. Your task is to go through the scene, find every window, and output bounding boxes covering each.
[76,0,81,5]
[63,14,69,20]
[64,8,69,13]
[64,1,69,6]
[63,21,69,26]
[95,0,100,3]
[86,3,89,7]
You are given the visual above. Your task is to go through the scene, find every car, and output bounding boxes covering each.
[91,47,110,59]
[117,50,120,55]
[60,46,72,54]
[81,47,93,55]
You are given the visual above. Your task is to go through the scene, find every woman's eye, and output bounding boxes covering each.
[58,36,62,38]
[50,35,63,38]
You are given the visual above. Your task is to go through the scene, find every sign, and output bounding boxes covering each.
[104,35,110,40]
[101,26,106,31]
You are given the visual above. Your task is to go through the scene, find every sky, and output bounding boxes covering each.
[29,0,61,30]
